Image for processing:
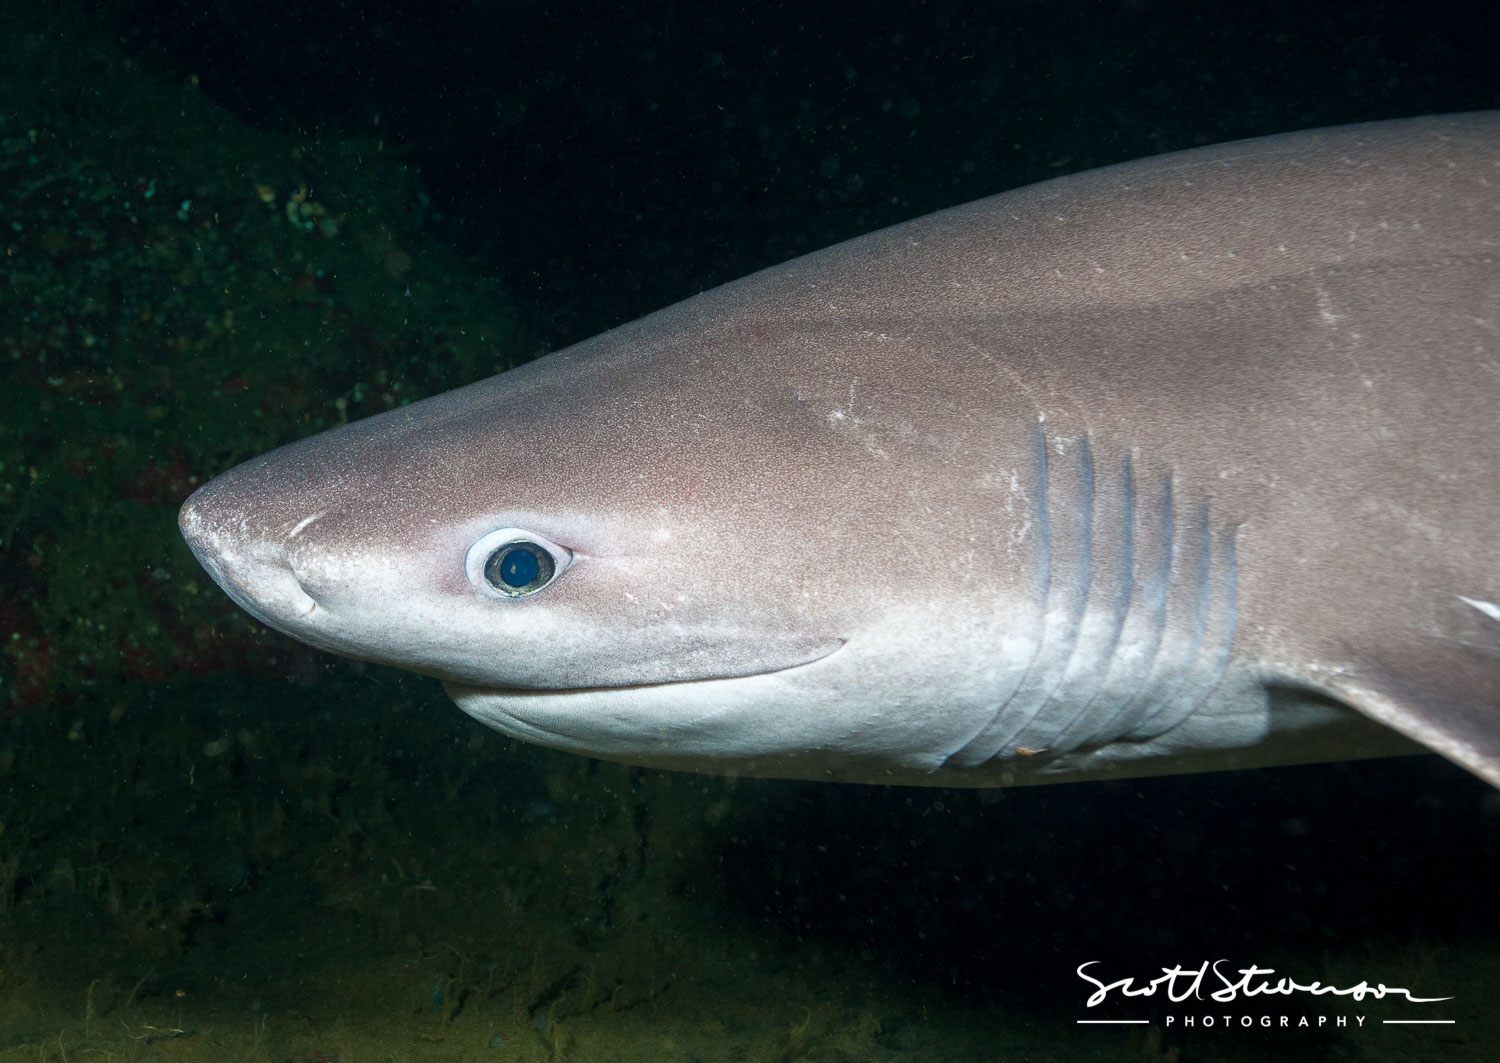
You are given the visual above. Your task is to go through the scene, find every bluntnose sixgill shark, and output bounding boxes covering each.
[180,113,1500,789]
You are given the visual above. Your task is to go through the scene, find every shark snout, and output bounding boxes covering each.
[179,487,319,631]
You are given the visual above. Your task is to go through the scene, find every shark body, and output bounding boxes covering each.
[181,113,1500,788]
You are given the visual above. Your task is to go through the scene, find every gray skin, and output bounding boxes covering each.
[180,113,1500,789]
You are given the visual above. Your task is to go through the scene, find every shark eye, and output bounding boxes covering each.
[465,528,571,599]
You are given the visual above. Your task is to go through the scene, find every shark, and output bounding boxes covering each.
[179,112,1500,789]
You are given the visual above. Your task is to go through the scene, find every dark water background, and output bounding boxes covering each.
[2,1,1498,1060]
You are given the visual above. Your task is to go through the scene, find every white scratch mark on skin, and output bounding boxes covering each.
[1459,596,1500,622]
[287,511,326,540]
[1315,286,1343,327]
[1007,470,1033,547]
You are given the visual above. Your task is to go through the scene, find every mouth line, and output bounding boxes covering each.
[447,639,846,698]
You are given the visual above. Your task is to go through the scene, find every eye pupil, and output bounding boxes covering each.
[499,548,538,587]
[483,540,555,596]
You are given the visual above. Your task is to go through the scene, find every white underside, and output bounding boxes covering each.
[447,612,1423,786]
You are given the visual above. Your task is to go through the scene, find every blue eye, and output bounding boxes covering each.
[465,528,571,599]
[486,540,551,594]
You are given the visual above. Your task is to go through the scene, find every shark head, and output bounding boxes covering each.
[179,308,1046,782]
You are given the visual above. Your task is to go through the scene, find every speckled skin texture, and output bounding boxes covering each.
[182,113,1500,788]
